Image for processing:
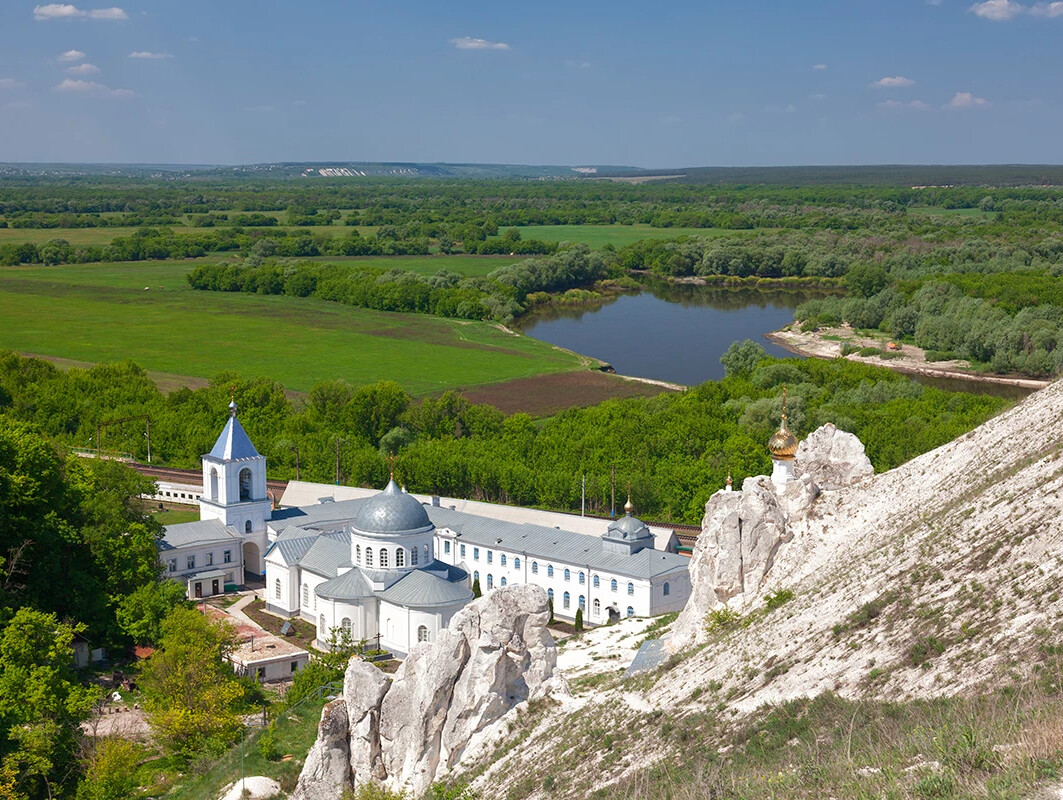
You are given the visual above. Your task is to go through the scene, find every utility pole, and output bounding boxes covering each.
[293,445,300,481]
[581,474,586,517]
[335,438,343,485]
[145,417,151,464]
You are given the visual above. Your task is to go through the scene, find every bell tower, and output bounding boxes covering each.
[199,399,272,576]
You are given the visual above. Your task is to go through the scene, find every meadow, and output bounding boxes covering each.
[490,224,757,248]
[0,260,591,396]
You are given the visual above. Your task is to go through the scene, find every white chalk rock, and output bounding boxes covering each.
[795,423,874,491]
[290,700,351,800]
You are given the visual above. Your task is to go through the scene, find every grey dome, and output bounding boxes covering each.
[354,480,432,535]
[606,513,652,542]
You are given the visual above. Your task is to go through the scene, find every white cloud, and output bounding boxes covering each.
[812,63,827,70]
[34,4,127,21]
[945,91,989,108]
[129,51,173,59]
[872,76,916,88]
[878,99,932,111]
[57,49,86,62]
[450,36,510,51]
[65,62,99,75]
[970,0,1025,19]
[54,78,135,97]
[809,92,827,100]
[565,59,591,69]
[1031,1,1063,14]
[0,78,25,89]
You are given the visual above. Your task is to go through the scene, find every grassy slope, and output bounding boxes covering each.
[0,261,587,395]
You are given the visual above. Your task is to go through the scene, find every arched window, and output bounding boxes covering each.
[547,565,554,578]
[663,582,671,597]
[365,548,373,568]
[319,616,326,634]
[418,625,430,643]
[239,468,252,501]
[245,519,253,534]
[302,584,308,606]
[380,549,389,568]
[274,578,282,599]
[627,582,634,596]
[487,574,494,589]
[626,606,634,618]
[563,591,571,609]
[355,544,361,565]
[411,546,419,566]
[423,543,430,562]
[313,592,317,611]
[579,595,586,610]
[579,571,585,585]
[547,588,554,601]
[209,468,219,500]
[500,554,507,567]
[396,548,405,567]
[593,575,600,588]
[341,618,352,634]
[610,579,618,593]
[514,557,521,569]
[531,561,538,574]
[473,571,479,583]
[593,598,600,615]
[501,577,507,587]
[563,568,570,582]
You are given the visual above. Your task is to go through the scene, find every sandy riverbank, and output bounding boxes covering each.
[767,326,1050,391]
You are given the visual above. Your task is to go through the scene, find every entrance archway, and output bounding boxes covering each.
[242,540,261,579]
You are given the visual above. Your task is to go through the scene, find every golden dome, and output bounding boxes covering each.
[768,386,798,459]
[624,495,634,515]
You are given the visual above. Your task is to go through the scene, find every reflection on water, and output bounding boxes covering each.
[519,280,1037,397]
[518,281,814,385]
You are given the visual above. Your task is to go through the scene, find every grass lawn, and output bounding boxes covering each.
[0,261,590,396]
[498,224,760,248]
[151,509,200,525]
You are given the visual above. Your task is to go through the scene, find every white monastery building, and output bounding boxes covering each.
[160,401,693,656]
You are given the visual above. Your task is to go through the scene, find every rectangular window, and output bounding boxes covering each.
[460,544,466,558]
[444,541,451,555]
[487,550,493,564]
[186,555,195,570]
[206,552,214,566]
[291,661,298,673]
[473,547,480,561]
[168,559,177,573]
[223,550,232,563]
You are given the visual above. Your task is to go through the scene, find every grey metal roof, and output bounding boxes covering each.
[206,413,261,462]
[160,519,240,551]
[379,569,473,608]
[606,513,653,542]
[429,507,689,580]
[354,480,433,535]
[272,496,688,581]
[296,532,351,578]
[315,568,376,602]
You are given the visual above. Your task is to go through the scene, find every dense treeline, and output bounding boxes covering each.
[0,350,1008,525]
[186,245,618,323]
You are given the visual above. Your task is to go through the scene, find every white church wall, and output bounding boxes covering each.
[162,541,242,585]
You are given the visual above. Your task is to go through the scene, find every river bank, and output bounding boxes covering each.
[767,325,1050,392]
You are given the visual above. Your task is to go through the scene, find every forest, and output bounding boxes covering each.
[0,348,1008,524]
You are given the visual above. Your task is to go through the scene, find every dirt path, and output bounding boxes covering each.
[768,326,1050,391]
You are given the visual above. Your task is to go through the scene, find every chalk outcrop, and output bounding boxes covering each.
[293,584,557,799]
[794,422,874,490]
[670,424,872,650]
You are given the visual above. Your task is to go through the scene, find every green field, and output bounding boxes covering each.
[302,254,515,276]
[0,261,589,396]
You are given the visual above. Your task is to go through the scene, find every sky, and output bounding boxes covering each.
[0,0,1060,166]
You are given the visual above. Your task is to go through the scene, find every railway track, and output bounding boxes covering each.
[128,462,701,545]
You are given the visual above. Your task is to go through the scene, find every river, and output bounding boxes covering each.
[518,281,816,385]
[519,280,1036,398]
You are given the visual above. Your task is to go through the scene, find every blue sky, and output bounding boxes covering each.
[0,0,1059,166]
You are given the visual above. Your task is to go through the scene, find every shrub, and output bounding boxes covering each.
[764,589,794,612]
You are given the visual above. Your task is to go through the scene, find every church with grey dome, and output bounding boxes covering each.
[160,401,692,656]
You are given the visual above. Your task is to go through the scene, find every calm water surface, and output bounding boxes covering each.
[519,282,812,385]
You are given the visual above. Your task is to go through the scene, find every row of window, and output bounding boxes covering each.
[452,542,647,594]
[544,589,636,619]
[168,549,233,572]
[325,618,431,644]
[160,490,202,501]
[468,573,671,604]
[353,543,429,569]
